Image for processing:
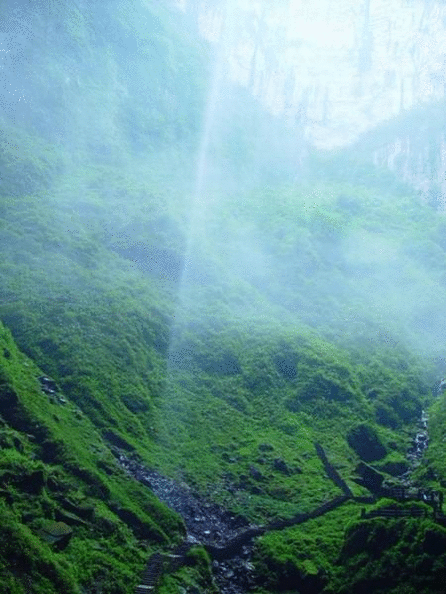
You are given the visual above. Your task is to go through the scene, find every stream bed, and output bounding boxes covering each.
[398,409,429,486]
[116,452,257,593]
[117,409,433,593]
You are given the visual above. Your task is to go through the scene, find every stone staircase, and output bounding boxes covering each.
[134,542,194,593]
[134,552,164,594]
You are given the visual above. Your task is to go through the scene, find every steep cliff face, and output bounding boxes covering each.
[372,125,446,207]
[181,0,446,149]
[339,100,446,206]
[178,0,446,204]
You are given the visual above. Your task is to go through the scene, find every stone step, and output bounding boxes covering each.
[134,552,164,593]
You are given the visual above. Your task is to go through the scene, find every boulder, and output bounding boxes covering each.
[273,458,291,475]
[354,462,385,492]
[38,376,58,395]
[347,424,387,462]
[39,521,72,549]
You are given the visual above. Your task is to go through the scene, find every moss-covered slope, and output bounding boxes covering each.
[1,1,446,593]
[0,321,185,594]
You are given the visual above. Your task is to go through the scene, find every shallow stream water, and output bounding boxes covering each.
[398,409,429,486]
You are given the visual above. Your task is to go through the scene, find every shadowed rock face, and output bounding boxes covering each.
[347,424,387,462]
[354,462,385,491]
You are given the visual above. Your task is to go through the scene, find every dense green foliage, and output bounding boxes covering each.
[0,322,184,594]
[1,1,446,593]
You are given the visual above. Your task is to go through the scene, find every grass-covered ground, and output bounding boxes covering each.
[2,1,446,592]
[0,147,442,592]
[0,321,185,594]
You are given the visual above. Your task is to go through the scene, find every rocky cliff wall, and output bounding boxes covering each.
[176,0,446,203]
[179,0,446,150]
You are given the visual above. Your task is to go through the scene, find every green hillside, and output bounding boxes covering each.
[1,1,446,593]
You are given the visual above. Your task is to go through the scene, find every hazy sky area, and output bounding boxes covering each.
[180,0,446,148]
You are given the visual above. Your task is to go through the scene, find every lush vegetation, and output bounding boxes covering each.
[1,1,446,593]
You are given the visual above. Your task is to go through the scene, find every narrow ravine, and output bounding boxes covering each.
[116,452,258,593]
[119,412,440,594]
[117,451,349,593]
[408,409,429,466]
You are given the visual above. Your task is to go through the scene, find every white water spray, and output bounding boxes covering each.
[167,2,232,351]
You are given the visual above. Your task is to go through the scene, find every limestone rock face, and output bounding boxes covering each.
[183,0,446,204]
[188,0,446,148]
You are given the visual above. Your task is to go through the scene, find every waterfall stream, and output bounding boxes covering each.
[399,409,429,486]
